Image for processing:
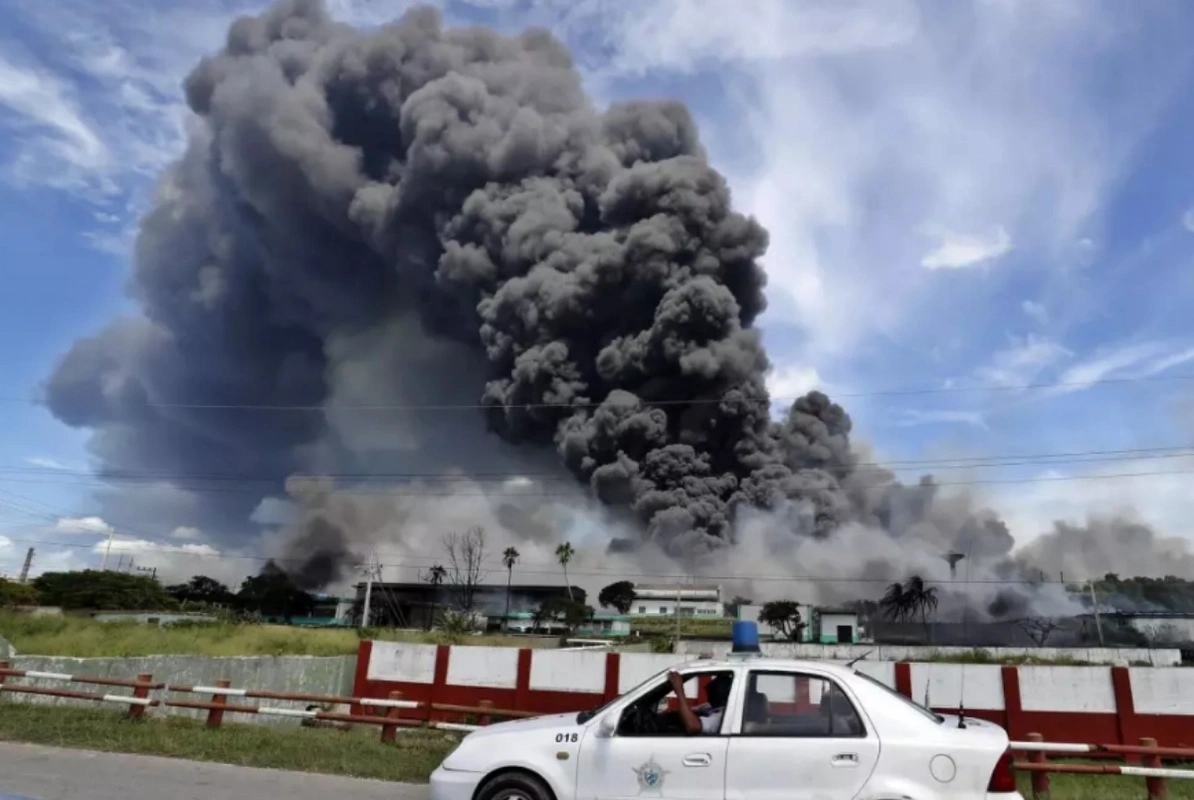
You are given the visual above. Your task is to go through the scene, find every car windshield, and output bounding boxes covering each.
[575,667,674,723]
[853,670,944,724]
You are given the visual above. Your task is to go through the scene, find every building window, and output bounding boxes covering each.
[660,606,668,614]
[638,606,646,614]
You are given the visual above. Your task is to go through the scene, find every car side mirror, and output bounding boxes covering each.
[595,713,618,738]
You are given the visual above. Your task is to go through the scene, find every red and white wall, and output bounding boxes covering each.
[353,640,1194,746]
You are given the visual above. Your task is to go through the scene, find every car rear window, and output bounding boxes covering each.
[853,670,943,724]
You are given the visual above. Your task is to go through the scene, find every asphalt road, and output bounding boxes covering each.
[0,743,433,800]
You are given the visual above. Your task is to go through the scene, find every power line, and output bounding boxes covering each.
[3,444,1194,484]
[6,370,1194,412]
[1,465,1193,497]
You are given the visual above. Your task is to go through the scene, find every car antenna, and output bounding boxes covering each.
[955,549,973,730]
[844,650,872,668]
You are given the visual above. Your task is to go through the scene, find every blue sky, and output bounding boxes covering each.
[1,0,1194,581]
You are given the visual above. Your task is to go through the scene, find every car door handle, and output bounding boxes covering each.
[683,753,712,767]
[831,753,859,767]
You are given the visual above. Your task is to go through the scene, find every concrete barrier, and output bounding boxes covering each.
[675,640,1182,666]
[5,654,357,726]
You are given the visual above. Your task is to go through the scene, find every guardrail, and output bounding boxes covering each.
[0,660,542,741]
[0,662,159,719]
[1013,732,1194,799]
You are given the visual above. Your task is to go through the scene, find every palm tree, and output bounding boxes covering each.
[906,575,939,639]
[882,576,939,641]
[880,581,911,621]
[555,542,575,601]
[502,547,520,632]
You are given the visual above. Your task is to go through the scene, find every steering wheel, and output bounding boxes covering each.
[622,704,661,735]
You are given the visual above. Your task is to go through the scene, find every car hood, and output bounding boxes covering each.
[462,711,584,738]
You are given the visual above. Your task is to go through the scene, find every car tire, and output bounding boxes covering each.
[475,771,553,800]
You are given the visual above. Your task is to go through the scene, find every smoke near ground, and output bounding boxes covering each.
[41,0,1190,615]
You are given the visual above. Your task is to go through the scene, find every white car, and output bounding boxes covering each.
[430,656,1023,800]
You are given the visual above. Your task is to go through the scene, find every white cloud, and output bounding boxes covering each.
[562,0,1183,361]
[1,1,248,238]
[1021,300,1048,324]
[893,408,987,429]
[26,457,69,470]
[1182,207,1194,232]
[0,53,111,191]
[0,535,11,549]
[53,515,114,535]
[921,226,1012,270]
[170,526,203,540]
[990,457,1194,550]
[1050,340,1169,394]
[975,334,1072,388]
[94,538,217,556]
[767,364,822,401]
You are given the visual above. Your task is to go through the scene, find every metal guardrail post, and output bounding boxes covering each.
[127,673,152,721]
[380,691,404,743]
[1141,737,1167,799]
[478,700,493,726]
[205,679,230,729]
[1026,733,1050,798]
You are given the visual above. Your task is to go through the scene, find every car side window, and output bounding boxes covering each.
[617,670,732,737]
[739,671,866,738]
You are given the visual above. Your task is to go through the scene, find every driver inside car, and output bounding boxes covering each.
[667,671,732,735]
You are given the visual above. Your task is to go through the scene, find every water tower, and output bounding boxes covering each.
[943,551,965,579]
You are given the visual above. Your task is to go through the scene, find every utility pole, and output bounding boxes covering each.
[1088,580,1105,646]
[100,527,116,570]
[17,548,33,584]
[360,550,378,629]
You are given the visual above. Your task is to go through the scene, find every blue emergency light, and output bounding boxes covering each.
[731,620,761,654]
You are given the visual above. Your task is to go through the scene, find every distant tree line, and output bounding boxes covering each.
[2,561,318,621]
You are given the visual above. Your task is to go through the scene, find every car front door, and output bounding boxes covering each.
[575,669,734,800]
[724,669,880,800]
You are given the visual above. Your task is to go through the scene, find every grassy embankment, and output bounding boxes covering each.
[0,612,1169,665]
[0,703,457,782]
[0,612,546,657]
[0,705,1188,795]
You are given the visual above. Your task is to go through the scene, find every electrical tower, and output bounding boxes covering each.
[17,547,33,584]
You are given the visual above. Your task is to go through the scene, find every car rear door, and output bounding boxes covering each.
[724,669,880,800]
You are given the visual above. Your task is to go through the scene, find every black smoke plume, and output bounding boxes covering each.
[42,0,1152,612]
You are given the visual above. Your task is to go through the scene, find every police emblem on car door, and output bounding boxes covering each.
[632,756,670,794]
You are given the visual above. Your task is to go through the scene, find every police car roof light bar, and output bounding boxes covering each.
[730,621,761,656]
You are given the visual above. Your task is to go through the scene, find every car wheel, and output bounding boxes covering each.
[475,771,553,800]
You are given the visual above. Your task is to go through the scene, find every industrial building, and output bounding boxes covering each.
[628,583,724,617]
[736,603,866,644]
[351,581,580,629]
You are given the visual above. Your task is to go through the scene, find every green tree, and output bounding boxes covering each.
[32,570,175,610]
[537,597,594,634]
[881,576,939,639]
[501,547,520,632]
[166,575,235,607]
[597,580,636,614]
[555,542,575,601]
[725,594,753,618]
[758,600,806,641]
[0,578,38,607]
[236,561,314,622]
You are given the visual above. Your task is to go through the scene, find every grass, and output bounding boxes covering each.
[0,703,459,782]
[1015,766,1194,799]
[631,617,733,637]
[0,613,549,657]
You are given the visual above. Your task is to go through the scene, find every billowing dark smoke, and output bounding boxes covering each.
[42,0,1080,608]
